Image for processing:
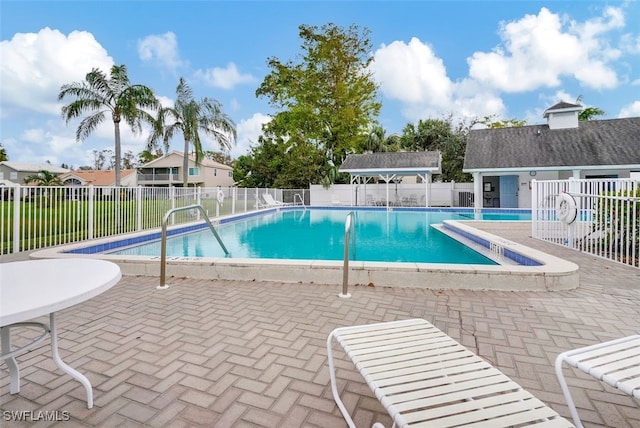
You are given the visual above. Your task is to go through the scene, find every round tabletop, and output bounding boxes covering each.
[0,258,122,327]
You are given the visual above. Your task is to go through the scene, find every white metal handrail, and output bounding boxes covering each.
[294,193,306,208]
[340,211,356,298]
[158,204,229,289]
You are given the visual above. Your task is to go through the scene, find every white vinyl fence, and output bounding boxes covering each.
[0,185,309,256]
[531,178,639,268]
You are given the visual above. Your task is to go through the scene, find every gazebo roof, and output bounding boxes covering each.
[339,151,441,176]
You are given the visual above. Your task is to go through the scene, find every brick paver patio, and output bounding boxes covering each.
[1,224,639,427]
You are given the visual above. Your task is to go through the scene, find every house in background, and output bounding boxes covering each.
[137,151,234,187]
[0,161,69,185]
[60,169,138,187]
[463,102,640,209]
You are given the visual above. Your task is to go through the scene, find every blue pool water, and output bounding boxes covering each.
[109,209,531,264]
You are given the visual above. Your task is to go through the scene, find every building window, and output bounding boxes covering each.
[214,169,217,176]
[188,167,199,176]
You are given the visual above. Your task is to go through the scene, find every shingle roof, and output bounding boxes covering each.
[463,117,640,171]
[60,169,137,186]
[141,151,232,170]
[0,161,69,174]
[543,101,582,117]
[339,151,441,175]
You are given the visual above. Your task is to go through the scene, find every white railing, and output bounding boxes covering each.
[0,185,292,255]
[532,178,639,268]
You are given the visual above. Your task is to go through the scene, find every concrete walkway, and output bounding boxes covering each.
[1,225,639,427]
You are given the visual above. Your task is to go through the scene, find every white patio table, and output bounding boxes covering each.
[0,258,122,409]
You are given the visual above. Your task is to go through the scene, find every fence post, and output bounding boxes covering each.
[12,187,21,253]
[232,187,236,215]
[531,179,538,239]
[170,186,176,226]
[450,180,455,207]
[88,186,94,240]
[136,186,143,231]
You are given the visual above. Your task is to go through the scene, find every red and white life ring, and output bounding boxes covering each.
[556,192,577,225]
[216,189,225,206]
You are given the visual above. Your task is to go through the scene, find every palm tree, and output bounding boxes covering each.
[58,64,159,186]
[149,77,236,186]
[576,95,605,121]
[363,125,388,153]
[24,170,63,186]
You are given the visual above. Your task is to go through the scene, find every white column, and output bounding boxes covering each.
[473,172,482,211]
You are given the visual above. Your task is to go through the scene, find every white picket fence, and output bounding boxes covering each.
[531,178,639,268]
[0,185,309,255]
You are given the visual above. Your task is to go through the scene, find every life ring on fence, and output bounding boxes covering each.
[555,192,577,225]
[216,189,224,206]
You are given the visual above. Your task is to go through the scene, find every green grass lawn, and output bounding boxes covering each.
[0,196,222,253]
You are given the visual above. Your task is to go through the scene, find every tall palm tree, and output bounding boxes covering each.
[58,64,159,186]
[149,77,236,186]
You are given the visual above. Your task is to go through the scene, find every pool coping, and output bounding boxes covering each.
[30,208,579,292]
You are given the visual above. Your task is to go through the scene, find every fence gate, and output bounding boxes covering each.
[531,178,639,268]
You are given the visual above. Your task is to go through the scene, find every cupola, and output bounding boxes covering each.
[543,102,582,130]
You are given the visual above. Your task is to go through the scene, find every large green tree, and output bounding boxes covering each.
[58,64,159,186]
[255,23,381,185]
[233,134,325,188]
[400,117,471,182]
[149,77,236,186]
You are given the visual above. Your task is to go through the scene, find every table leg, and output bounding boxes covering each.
[1,326,20,394]
[49,313,94,409]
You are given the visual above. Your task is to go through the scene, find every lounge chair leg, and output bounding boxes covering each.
[555,352,584,428]
[327,331,357,428]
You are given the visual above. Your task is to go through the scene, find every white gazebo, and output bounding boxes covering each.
[339,151,442,207]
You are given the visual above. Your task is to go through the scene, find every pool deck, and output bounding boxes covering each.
[1,223,640,427]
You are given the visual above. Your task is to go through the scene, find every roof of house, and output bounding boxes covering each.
[463,117,640,172]
[140,151,233,170]
[0,161,69,174]
[60,169,137,186]
[543,101,582,117]
[339,151,441,175]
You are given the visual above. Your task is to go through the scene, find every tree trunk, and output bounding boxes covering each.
[183,138,189,186]
[114,121,122,186]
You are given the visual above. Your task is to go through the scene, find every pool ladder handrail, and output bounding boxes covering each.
[340,211,356,298]
[294,193,306,209]
[158,204,229,290]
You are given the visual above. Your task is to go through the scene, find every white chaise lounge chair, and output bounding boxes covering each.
[327,318,575,428]
[259,193,292,208]
[556,335,640,428]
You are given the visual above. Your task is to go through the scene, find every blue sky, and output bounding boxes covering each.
[1,1,639,169]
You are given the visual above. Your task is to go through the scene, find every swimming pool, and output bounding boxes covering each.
[109,209,521,264]
[32,207,578,292]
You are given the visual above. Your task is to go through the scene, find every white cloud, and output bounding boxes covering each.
[620,33,640,54]
[468,7,623,92]
[195,63,256,90]
[372,38,452,106]
[372,38,504,123]
[618,101,640,117]
[0,28,113,117]
[231,113,271,158]
[137,32,184,71]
